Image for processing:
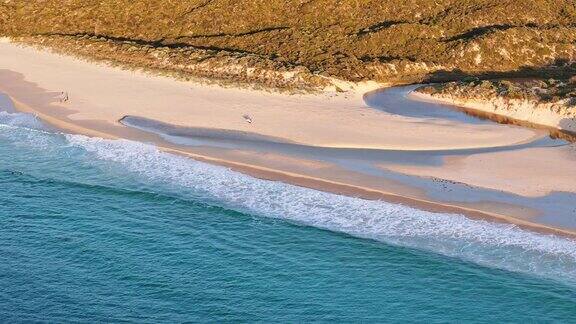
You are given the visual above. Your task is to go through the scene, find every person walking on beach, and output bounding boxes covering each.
[59,91,69,103]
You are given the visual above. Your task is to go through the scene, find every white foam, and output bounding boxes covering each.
[0,112,46,130]
[64,134,576,284]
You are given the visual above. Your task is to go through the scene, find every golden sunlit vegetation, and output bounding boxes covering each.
[1,0,575,89]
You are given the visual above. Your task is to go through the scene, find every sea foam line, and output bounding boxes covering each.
[63,134,576,284]
[1,111,576,284]
[0,111,46,130]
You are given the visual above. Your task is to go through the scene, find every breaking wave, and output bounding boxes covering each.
[1,112,575,285]
[0,111,45,130]
[64,134,576,285]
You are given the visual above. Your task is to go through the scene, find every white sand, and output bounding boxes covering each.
[0,41,537,150]
[381,146,576,197]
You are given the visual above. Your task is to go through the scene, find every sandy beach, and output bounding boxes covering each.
[1,40,576,237]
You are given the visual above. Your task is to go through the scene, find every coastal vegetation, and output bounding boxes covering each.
[419,76,576,107]
[416,75,576,137]
[1,0,575,90]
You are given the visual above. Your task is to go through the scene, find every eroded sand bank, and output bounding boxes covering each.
[411,90,576,135]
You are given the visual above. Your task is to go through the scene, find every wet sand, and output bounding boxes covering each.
[1,40,576,238]
[0,92,16,112]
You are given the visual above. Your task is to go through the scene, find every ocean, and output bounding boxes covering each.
[1,111,576,322]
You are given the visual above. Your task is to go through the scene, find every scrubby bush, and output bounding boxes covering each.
[0,0,575,85]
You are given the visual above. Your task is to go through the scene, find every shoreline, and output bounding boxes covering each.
[2,40,576,239]
[8,96,576,239]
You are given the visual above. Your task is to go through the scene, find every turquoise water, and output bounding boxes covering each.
[1,112,576,322]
